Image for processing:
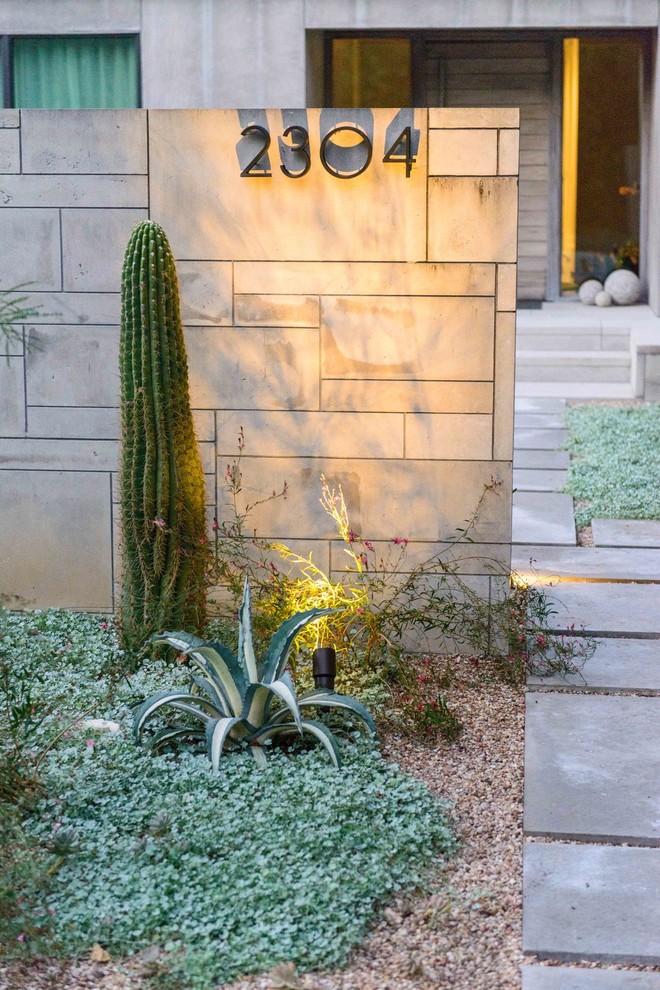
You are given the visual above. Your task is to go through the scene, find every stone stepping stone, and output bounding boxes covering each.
[523,842,660,963]
[514,449,570,470]
[515,428,569,449]
[522,966,660,989]
[593,519,660,549]
[516,397,567,414]
[513,492,576,546]
[524,693,660,843]
[544,583,660,636]
[528,638,660,693]
[513,469,568,492]
[515,412,566,429]
[512,545,660,582]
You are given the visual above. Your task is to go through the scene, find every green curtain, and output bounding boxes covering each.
[13,35,138,108]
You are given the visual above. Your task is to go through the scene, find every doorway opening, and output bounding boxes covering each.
[562,36,642,291]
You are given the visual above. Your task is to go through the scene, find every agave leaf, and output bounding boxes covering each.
[148,726,206,753]
[133,689,219,742]
[238,578,259,683]
[249,744,268,768]
[261,606,341,684]
[199,641,246,690]
[266,672,303,734]
[248,718,342,768]
[152,631,205,652]
[188,651,244,713]
[206,716,245,770]
[190,674,233,718]
[297,689,377,736]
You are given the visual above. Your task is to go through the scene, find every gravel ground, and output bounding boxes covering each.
[0,661,525,990]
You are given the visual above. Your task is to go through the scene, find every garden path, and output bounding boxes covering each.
[512,303,660,990]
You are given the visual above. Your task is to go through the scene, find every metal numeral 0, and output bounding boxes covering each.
[319,125,373,180]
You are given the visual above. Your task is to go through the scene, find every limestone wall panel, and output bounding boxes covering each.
[0,470,113,610]
[0,358,26,436]
[405,413,493,460]
[61,208,148,292]
[0,209,61,289]
[178,262,233,326]
[234,261,495,297]
[21,110,148,174]
[0,129,20,173]
[321,380,493,413]
[215,456,512,544]
[25,326,120,407]
[321,296,494,380]
[428,177,519,262]
[185,326,320,410]
[216,411,404,459]
[149,109,428,261]
[0,174,148,208]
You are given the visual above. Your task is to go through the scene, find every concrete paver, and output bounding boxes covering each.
[522,966,660,989]
[592,519,660,549]
[514,428,569,449]
[528,637,660,693]
[514,449,570,469]
[513,469,567,492]
[523,842,660,963]
[544,582,660,635]
[515,413,566,429]
[512,492,576,545]
[512,545,660,582]
[515,397,567,413]
[524,693,660,844]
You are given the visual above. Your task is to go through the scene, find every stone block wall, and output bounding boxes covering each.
[0,107,518,614]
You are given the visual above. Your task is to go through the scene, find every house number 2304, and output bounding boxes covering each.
[236,110,420,180]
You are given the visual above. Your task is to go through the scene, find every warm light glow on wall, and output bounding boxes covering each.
[562,38,580,289]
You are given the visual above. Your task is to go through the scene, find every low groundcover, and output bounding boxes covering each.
[565,403,660,527]
[0,609,454,990]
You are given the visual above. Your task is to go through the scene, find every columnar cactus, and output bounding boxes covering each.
[119,220,207,647]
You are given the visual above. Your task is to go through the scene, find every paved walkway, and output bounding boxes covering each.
[513,305,660,989]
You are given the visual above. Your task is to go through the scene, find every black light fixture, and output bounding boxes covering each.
[312,647,337,690]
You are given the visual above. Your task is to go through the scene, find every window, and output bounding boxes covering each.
[329,37,412,107]
[1,35,139,108]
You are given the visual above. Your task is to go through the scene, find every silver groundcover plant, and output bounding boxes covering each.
[134,578,376,769]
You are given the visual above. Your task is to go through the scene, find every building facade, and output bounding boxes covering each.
[1,0,659,308]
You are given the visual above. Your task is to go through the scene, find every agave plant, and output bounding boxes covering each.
[133,579,376,769]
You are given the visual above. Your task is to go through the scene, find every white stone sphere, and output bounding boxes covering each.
[578,279,603,305]
[595,290,613,307]
[604,268,641,305]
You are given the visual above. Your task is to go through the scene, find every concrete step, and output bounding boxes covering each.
[528,637,660,694]
[592,519,660,548]
[516,350,631,383]
[512,491,576,546]
[515,382,636,399]
[522,967,660,990]
[514,427,569,449]
[524,693,660,844]
[542,582,660,637]
[512,545,660,583]
[516,329,630,352]
[523,842,660,963]
[513,468,568,492]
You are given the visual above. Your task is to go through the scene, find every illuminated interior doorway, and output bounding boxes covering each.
[562,37,642,291]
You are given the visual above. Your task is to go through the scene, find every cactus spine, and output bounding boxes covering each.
[119,220,207,647]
